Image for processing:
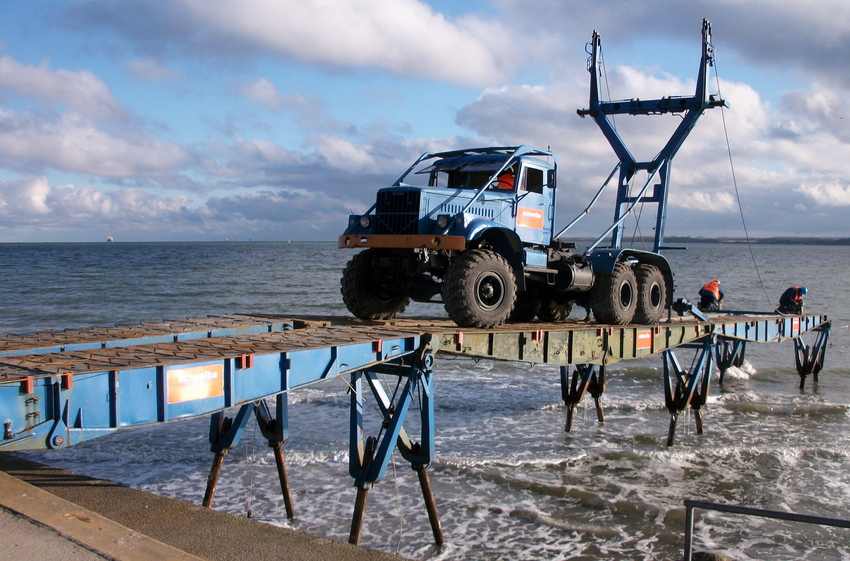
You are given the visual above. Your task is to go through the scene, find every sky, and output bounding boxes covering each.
[1,0,849,242]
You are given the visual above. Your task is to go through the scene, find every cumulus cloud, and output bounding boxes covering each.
[797,179,850,206]
[66,0,510,86]
[312,135,379,173]
[0,55,124,120]
[0,109,191,177]
[0,177,193,228]
[238,79,323,119]
[0,53,192,180]
[0,176,358,239]
[495,1,850,85]
[125,57,180,81]
[240,78,285,108]
[207,187,356,228]
[671,190,737,212]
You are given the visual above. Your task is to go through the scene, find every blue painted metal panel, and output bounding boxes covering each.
[1,345,64,358]
[524,248,548,268]
[288,347,339,388]
[231,353,285,403]
[62,342,103,352]
[0,377,58,450]
[0,384,29,443]
[67,371,112,428]
[115,367,160,426]
[106,336,174,348]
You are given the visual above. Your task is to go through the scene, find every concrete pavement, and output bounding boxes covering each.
[0,453,410,561]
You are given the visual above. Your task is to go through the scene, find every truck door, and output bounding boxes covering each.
[514,164,552,245]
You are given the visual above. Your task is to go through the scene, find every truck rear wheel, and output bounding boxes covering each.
[634,264,666,324]
[509,291,540,322]
[538,294,573,322]
[591,262,636,325]
[340,249,409,320]
[443,249,516,328]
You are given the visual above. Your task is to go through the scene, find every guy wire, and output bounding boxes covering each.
[713,61,775,309]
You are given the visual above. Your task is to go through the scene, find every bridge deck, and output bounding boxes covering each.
[0,311,830,451]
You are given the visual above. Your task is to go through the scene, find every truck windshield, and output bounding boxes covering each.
[406,159,512,191]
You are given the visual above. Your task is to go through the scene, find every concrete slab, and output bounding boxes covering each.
[1,506,110,561]
[0,469,203,561]
[0,453,410,561]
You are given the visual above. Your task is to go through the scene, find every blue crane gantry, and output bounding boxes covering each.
[0,311,831,545]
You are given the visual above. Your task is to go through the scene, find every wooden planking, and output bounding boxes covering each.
[0,313,830,382]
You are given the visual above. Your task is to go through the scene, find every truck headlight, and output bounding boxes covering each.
[359,216,371,229]
[435,215,450,229]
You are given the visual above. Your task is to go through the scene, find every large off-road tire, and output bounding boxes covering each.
[538,293,573,322]
[633,264,666,324]
[509,291,541,322]
[591,262,637,325]
[340,249,409,320]
[443,249,517,328]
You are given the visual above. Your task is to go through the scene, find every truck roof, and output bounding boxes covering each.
[430,145,555,161]
[418,145,555,173]
[394,145,556,187]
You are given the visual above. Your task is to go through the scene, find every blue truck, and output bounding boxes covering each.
[339,20,725,328]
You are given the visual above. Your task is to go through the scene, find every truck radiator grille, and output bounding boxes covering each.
[375,191,420,235]
[440,203,494,219]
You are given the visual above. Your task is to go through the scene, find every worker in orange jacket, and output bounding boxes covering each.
[698,280,724,312]
[778,286,807,314]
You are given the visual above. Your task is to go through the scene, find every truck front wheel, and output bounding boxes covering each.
[341,249,410,320]
[443,249,517,328]
[591,262,637,325]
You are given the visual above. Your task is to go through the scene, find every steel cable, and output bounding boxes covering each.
[712,60,776,310]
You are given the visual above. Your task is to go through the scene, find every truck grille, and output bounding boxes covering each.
[374,191,420,235]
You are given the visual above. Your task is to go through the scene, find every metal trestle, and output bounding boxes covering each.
[663,337,715,447]
[348,337,442,546]
[793,323,830,389]
[561,364,606,432]
[202,394,295,520]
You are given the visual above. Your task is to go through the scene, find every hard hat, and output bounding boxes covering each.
[801,287,808,295]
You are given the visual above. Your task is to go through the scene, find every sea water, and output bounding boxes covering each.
[2,241,849,560]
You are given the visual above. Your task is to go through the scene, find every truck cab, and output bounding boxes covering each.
[340,146,555,251]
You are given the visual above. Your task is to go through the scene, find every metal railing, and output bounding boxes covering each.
[684,499,850,561]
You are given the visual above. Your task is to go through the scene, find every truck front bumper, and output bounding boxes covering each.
[338,234,466,250]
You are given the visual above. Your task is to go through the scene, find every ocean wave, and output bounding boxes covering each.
[721,402,848,417]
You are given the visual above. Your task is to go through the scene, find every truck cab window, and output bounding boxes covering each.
[521,167,544,194]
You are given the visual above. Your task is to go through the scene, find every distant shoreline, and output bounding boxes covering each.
[662,236,850,246]
[1,236,849,246]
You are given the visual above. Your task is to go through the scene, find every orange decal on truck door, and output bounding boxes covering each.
[517,207,544,229]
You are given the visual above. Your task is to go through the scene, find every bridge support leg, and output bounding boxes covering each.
[663,337,715,447]
[560,364,606,432]
[203,403,255,507]
[413,464,444,545]
[347,338,441,546]
[255,393,295,519]
[794,324,831,390]
[714,339,746,386]
[349,483,371,545]
[203,450,227,508]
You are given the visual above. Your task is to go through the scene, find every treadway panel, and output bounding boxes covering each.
[0,312,828,382]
